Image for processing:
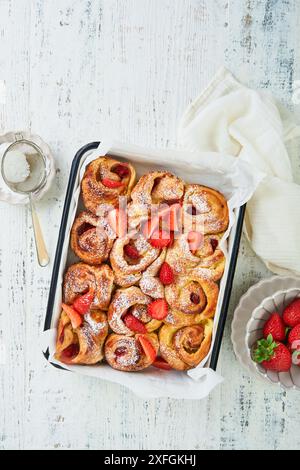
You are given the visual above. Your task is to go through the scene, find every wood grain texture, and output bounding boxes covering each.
[0,0,300,450]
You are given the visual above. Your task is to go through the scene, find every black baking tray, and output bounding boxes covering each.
[43,141,246,372]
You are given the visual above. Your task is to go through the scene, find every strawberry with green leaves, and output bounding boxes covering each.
[253,334,292,372]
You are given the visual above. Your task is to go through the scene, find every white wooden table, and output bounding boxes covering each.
[0,0,300,450]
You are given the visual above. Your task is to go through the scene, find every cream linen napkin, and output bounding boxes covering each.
[179,67,300,276]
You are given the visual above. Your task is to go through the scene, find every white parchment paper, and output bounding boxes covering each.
[41,140,263,399]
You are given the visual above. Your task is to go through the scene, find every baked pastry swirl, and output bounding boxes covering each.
[108,286,161,334]
[105,333,159,371]
[110,233,160,287]
[71,211,115,264]
[165,274,219,326]
[55,310,108,364]
[183,184,229,234]
[128,171,184,229]
[64,262,114,310]
[139,248,167,299]
[81,157,136,214]
[56,155,230,373]
[165,233,225,281]
[159,320,213,370]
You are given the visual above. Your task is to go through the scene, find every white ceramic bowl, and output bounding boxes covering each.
[246,288,300,390]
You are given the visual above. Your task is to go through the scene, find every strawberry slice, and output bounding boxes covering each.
[113,164,130,178]
[73,289,95,315]
[188,231,204,251]
[138,335,156,363]
[124,244,140,259]
[62,303,83,329]
[123,314,147,333]
[107,208,127,237]
[149,230,172,248]
[153,358,172,370]
[159,262,174,285]
[102,178,124,189]
[147,299,168,320]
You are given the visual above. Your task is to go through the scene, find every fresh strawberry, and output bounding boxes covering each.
[60,343,80,363]
[283,299,300,327]
[73,290,94,315]
[113,164,130,178]
[102,178,123,189]
[137,335,156,363]
[159,262,174,285]
[188,231,204,251]
[124,244,140,259]
[62,303,83,329]
[149,230,172,248]
[147,299,168,320]
[263,313,286,342]
[123,314,147,334]
[153,358,172,370]
[252,335,292,372]
[288,324,300,350]
[107,208,127,237]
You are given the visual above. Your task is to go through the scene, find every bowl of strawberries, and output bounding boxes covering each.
[246,288,300,390]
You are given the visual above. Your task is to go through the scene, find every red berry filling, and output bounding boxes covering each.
[113,164,130,178]
[190,293,200,305]
[115,346,127,357]
[124,244,140,259]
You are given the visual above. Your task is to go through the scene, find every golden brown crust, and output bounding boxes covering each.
[108,286,161,335]
[81,157,136,214]
[128,171,184,229]
[55,156,230,372]
[110,233,161,287]
[159,320,213,370]
[70,211,115,265]
[63,262,114,311]
[183,184,229,235]
[104,333,159,371]
[165,274,219,326]
[165,233,225,281]
[55,310,108,365]
[139,248,166,299]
